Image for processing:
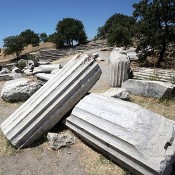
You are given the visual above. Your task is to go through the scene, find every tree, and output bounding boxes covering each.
[96,13,136,46]
[19,29,40,47]
[47,32,64,48]
[133,0,175,66]
[56,18,87,46]
[39,33,48,42]
[107,24,132,46]
[3,35,24,57]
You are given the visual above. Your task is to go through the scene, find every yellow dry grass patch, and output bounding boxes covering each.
[74,139,128,175]
[130,94,175,121]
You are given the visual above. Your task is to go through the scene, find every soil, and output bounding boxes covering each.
[0,53,174,175]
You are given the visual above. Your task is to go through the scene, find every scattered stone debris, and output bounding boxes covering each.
[109,48,130,87]
[102,88,129,100]
[1,78,41,102]
[65,93,175,175]
[122,79,175,99]
[0,54,101,148]
[47,132,75,150]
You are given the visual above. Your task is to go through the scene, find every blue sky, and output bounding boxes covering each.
[0,0,140,47]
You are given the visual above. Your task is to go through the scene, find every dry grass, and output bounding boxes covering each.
[130,94,175,121]
[0,131,19,156]
[74,139,128,175]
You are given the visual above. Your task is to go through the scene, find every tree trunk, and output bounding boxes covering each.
[157,39,166,67]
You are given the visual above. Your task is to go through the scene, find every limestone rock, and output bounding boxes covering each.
[23,69,33,76]
[109,48,130,87]
[33,64,62,74]
[12,67,22,74]
[65,93,175,175]
[1,78,41,102]
[35,73,54,82]
[47,133,74,150]
[122,79,174,99]
[126,47,138,61]
[0,68,11,74]
[38,60,51,65]
[26,60,35,70]
[12,73,23,80]
[0,74,13,81]
[102,88,129,100]
[1,54,101,148]
[51,69,61,74]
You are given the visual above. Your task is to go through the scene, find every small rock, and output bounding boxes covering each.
[47,133,75,150]
[23,69,33,76]
[0,68,11,74]
[26,60,35,70]
[102,88,129,100]
[12,67,22,74]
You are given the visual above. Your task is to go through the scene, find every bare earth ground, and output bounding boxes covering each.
[0,55,175,175]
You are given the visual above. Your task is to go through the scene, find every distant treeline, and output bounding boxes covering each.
[3,0,175,68]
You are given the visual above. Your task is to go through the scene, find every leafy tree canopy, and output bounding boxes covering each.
[55,18,87,47]
[3,35,24,57]
[19,29,40,47]
[96,13,136,46]
[39,32,48,43]
[133,0,175,66]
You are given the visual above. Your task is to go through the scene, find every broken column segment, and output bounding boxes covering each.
[1,54,102,148]
[109,48,130,87]
[65,93,175,175]
[122,79,175,99]
[33,64,62,74]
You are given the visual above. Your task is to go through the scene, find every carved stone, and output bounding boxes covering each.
[1,54,102,148]
[65,93,175,175]
[109,48,130,87]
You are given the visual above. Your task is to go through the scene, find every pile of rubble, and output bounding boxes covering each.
[0,49,175,175]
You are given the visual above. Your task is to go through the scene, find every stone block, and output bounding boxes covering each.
[122,79,174,99]
[65,93,175,175]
